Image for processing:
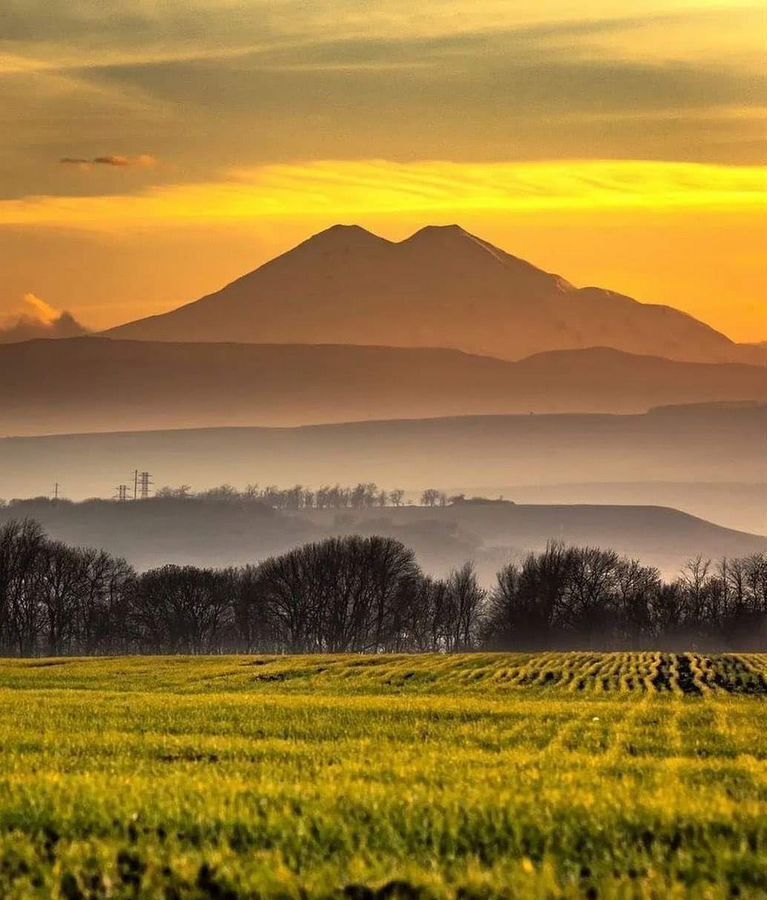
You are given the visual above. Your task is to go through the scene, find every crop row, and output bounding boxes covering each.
[1,652,766,695]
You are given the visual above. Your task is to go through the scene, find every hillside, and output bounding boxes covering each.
[1,496,763,580]
[488,482,766,537]
[1,338,765,436]
[105,225,760,364]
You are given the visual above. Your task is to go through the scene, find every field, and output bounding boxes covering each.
[0,654,766,898]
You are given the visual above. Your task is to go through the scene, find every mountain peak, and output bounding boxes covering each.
[298,224,391,252]
[401,224,553,280]
[411,224,469,235]
[404,224,474,244]
[320,223,376,237]
[402,224,507,260]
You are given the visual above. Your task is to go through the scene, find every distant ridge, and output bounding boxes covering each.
[1,337,764,437]
[3,401,765,499]
[105,224,762,365]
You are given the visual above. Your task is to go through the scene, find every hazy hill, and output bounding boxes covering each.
[1,338,765,436]
[2,404,764,533]
[1,496,763,581]
[481,482,766,538]
[105,225,761,364]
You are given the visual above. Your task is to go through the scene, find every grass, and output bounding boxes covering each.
[0,653,765,898]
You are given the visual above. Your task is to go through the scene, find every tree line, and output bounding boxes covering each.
[2,484,504,513]
[0,519,765,656]
[153,483,491,509]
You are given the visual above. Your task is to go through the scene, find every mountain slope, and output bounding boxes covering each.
[1,337,765,436]
[105,225,755,364]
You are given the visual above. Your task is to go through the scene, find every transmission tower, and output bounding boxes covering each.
[114,484,129,502]
[138,471,153,500]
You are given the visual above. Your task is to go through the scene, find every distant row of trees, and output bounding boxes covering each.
[153,484,495,509]
[1,485,503,511]
[1,519,765,656]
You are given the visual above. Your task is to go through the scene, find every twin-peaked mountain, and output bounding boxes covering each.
[105,225,758,364]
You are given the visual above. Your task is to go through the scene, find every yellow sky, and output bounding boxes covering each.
[0,1,765,341]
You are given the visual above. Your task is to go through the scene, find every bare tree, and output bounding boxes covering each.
[0,520,49,655]
[389,489,405,508]
[131,565,232,653]
[249,536,421,653]
[439,563,485,651]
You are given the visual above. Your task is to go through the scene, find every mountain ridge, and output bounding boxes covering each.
[1,337,764,437]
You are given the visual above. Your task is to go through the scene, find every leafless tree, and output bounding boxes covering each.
[249,536,421,653]
[131,565,232,653]
[438,563,485,651]
[0,517,765,656]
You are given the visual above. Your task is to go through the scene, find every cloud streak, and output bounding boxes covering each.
[0,160,764,231]
[0,1,763,206]
[60,154,157,169]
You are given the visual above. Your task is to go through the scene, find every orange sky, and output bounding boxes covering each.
[0,1,765,341]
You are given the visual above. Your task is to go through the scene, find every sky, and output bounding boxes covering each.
[0,0,765,341]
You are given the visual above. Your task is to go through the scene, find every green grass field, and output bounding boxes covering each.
[0,653,766,899]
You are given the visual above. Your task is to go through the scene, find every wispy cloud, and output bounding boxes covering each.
[0,1,764,205]
[60,154,157,169]
[0,160,764,231]
[21,292,60,324]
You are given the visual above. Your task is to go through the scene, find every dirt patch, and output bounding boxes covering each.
[651,657,672,692]
[25,660,70,668]
[159,753,220,764]
[713,656,767,695]
[675,656,702,696]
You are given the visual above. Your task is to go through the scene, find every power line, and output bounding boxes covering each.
[123,469,153,501]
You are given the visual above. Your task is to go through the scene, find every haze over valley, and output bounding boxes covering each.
[2,403,764,529]
[3,494,763,584]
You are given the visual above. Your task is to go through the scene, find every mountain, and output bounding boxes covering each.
[1,338,765,437]
[2,404,765,534]
[105,225,761,364]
